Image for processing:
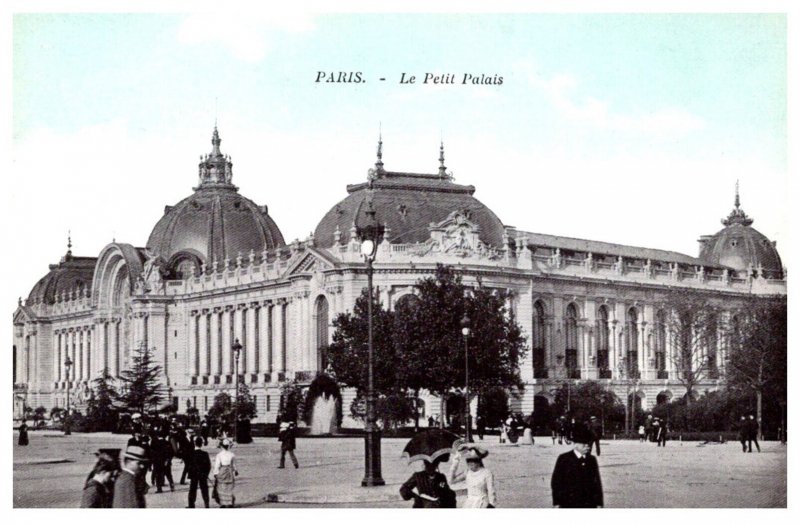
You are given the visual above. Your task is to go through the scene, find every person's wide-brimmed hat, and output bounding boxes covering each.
[123,445,149,462]
[401,428,461,465]
[571,423,594,444]
[131,413,142,420]
[221,438,232,447]
[458,444,489,461]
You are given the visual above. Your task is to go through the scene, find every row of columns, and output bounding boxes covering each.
[189,300,290,378]
[53,318,127,387]
[533,299,725,381]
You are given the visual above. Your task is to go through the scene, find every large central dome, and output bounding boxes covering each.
[314,141,506,248]
[147,128,285,273]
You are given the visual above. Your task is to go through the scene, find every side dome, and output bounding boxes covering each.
[146,128,285,273]
[698,188,783,278]
[314,141,506,248]
[27,241,97,305]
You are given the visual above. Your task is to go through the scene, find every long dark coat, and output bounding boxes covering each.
[112,470,147,508]
[278,426,296,451]
[18,423,29,446]
[551,451,604,508]
[81,478,113,508]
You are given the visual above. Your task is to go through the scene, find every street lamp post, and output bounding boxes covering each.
[357,198,385,487]
[64,356,73,435]
[461,315,472,443]
[232,339,242,443]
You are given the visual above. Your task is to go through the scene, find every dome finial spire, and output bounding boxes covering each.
[67,230,72,256]
[375,123,384,172]
[722,180,753,227]
[438,139,447,178]
[196,125,235,190]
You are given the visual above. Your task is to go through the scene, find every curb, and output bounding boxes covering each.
[265,486,402,505]
[13,458,72,466]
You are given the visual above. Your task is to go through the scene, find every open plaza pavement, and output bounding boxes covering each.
[13,430,786,508]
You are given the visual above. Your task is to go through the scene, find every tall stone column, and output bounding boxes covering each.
[222,308,233,376]
[235,306,246,374]
[53,331,60,383]
[188,312,198,377]
[210,310,220,376]
[247,305,257,376]
[609,320,618,377]
[516,286,534,383]
[276,301,286,373]
[639,320,648,378]
[110,320,120,377]
[198,312,208,376]
[76,329,84,381]
[545,320,553,372]
[257,305,269,374]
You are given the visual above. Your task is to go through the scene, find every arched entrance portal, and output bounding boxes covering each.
[315,295,329,372]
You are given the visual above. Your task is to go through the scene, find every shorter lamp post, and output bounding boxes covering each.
[64,356,73,435]
[461,315,472,443]
[232,338,242,442]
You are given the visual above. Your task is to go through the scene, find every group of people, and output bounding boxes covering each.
[400,443,497,508]
[738,414,761,453]
[80,418,235,508]
[639,415,669,446]
[551,415,603,455]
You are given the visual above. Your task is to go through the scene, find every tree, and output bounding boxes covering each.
[395,265,527,426]
[208,382,258,435]
[552,381,623,430]
[86,367,119,432]
[663,292,721,405]
[726,297,787,441]
[323,290,399,395]
[278,380,304,424]
[32,406,47,428]
[116,344,166,414]
[477,387,509,428]
[350,392,416,431]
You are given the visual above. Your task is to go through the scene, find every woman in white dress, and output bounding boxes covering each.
[448,445,497,508]
[212,438,238,508]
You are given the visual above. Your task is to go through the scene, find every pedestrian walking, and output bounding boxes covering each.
[278,421,299,468]
[737,416,748,452]
[550,424,604,508]
[81,452,118,508]
[187,436,211,508]
[644,415,654,442]
[427,415,435,428]
[448,445,497,508]
[179,429,195,485]
[651,418,661,445]
[400,458,457,508]
[638,424,645,442]
[589,416,602,455]
[212,438,237,508]
[476,415,486,441]
[551,418,559,444]
[200,419,210,446]
[656,419,668,447]
[746,414,761,453]
[112,445,150,508]
[17,420,29,446]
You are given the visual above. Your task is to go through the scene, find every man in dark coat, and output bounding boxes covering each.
[746,414,761,453]
[737,416,748,452]
[644,415,654,442]
[278,422,299,468]
[200,419,210,446]
[112,446,150,508]
[588,416,603,456]
[551,423,604,508]
[187,436,211,508]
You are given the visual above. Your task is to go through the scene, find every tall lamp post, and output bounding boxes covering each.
[461,315,472,443]
[64,356,73,435]
[232,339,242,442]
[357,197,385,487]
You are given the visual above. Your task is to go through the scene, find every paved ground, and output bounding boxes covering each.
[13,430,786,508]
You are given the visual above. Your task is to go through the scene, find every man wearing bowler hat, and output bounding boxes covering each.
[113,445,150,508]
[551,423,604,508]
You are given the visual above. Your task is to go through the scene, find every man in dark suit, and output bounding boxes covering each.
[113,446,150,508]
[746,414,761,453]
[187,436,211,508]
[551,423,604,508]
[588,416,603,455]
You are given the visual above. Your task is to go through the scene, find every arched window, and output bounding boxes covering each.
[596,306,610,374]
[626,307,639,377]
[565,303,579,377]
[315,296,330,372]
[655,310,667,378]
[532,301,546,378]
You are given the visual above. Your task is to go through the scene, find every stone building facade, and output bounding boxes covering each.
[12,129,786,424]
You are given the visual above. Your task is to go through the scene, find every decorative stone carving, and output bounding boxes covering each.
[428,210,482,258]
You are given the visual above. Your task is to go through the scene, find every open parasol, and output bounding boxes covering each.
[401,428,462,464]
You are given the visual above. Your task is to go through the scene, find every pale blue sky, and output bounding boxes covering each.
[8,12,788,304]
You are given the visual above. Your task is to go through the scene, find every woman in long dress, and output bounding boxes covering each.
[18,420,29,446]
[448,445,496,508]
[212,438,237,508]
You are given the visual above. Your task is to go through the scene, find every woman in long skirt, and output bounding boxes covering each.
[18,420,29,446]
[212,438,237,507]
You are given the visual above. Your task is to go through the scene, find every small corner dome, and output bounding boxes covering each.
[698,189,783,278]
[145,128,285,272]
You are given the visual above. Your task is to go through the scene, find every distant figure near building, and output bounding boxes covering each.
[17,420,29,446]
[278,421,299,469]
[746,415,761,453]
[551,424,604,508]
[588,416,602,455]
[738,416,748,452]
